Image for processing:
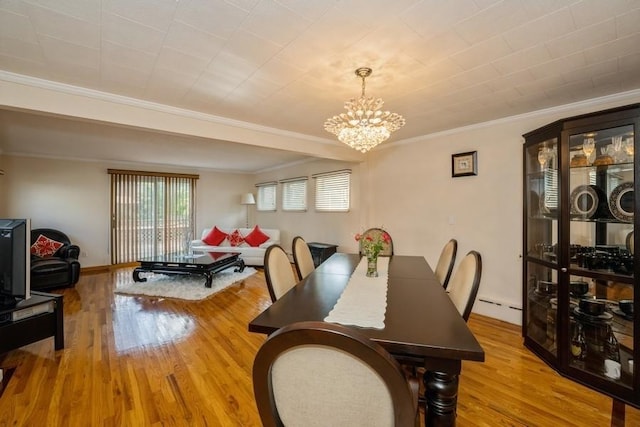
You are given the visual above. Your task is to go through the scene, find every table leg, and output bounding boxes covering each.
[234,259,246,272]
[132,268,147,282]
[204,272,213,288]
[424,370,458,427]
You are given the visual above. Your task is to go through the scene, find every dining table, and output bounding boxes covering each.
[248,252,485,427]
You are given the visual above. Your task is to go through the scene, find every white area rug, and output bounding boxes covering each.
[115,268,257,301]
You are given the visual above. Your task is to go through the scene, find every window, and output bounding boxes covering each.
[256,181,277,211]
[109,169,198,264]
[313,169,351,212]
[281,177,307,212]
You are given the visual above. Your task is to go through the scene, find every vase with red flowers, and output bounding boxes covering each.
[355,229,391,277]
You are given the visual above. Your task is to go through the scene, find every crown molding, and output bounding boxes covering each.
[385,88,640,149]
[0,70,337,146]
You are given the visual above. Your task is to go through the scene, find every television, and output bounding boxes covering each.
[0,219,31,308]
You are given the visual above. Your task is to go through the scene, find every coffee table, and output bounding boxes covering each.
[133,252,245,288]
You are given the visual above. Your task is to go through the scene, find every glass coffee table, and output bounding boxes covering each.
[133,252,245,288]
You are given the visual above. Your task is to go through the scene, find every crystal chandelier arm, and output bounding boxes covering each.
[324,67,404,153]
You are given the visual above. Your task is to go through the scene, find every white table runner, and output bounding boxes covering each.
[324,256,389,329]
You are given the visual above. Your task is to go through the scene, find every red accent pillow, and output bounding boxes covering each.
[202,226,227,246]
[228,229,245,247]
[244,225,270,247]
[31,234,64,257]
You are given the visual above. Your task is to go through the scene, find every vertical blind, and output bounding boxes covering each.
[280,177,307,211]
[109,169,198,264]
[256,182,277,211]
[312,169,351,212]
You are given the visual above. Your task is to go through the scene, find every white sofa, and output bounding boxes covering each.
[190,227,280,267]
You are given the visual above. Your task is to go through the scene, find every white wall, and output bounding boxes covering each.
[2,155,254,267]
[364,95,640,324]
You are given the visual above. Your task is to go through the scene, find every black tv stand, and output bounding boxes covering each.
[0,291,64,354]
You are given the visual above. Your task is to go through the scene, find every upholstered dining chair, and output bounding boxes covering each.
[359,228,394,257]
[253,321,419,427]
[446,250,482,321]
[434,239,457,289]
[264,245,297,302]
[292,236,315,280]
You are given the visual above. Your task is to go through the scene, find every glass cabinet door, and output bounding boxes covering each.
[567,125,634,389]
[525,138,558,356]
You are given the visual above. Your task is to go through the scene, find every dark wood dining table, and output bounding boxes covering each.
[248,253,485,426]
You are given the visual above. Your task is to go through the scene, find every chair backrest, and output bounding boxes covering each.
[292,236,315,280]
[446,250,482,321]
[435,239,457,289]
[627,230,634,255]
[264,245,298,302]
[253,321,417,427]
[359,228,394,257]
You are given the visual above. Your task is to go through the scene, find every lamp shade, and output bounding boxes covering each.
[240,193,256,205]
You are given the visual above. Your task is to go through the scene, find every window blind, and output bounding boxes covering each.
[313,170,351,212]
[108,169,198,264]
[281,177,307,212]
[256,182,277,211]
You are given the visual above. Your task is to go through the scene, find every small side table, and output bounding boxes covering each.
[306,242,338,267]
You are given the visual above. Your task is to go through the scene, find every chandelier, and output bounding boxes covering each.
[324,67,405,153]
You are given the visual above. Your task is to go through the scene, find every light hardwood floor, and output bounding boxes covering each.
[1,267,639,426]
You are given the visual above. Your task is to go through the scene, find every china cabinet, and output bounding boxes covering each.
[523,104,640,407]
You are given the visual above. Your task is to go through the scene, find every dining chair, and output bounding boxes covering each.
[253,321,419,427]
[434,238,457,289]
[359,228,394,256]
[292,236,315,280]
[626,230,634,255]
[264,244,297,302]
[446,250,482,321]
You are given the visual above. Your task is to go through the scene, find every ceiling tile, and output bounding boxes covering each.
[503,7,575,51]
[401,0,479,40]
[546,18,617,59]
[451,36,513,70]
[174,0,247,39]
[456,0,530,44]
[27,3,100,48]
[39,34,100,69]
[615,7,640,38]
[103,0,178,32]
[24,0,100,23]
[583,32,640,64]
[254,56,304,86]
[274,0,334,20]
[101,40,156,75]
[492,44,552,75]
[569,0,639,28]
[0,9,38,43]
[154,47,209,77]
[241,0,310,46]
[0,52,49,77]
[221,29,282,68]
[102,12,166,54]
[0,36,44,63]
[163,21,226,60]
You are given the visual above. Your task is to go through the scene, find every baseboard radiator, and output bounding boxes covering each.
[474,296,522,326]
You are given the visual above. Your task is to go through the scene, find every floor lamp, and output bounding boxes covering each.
[240,193,255,228]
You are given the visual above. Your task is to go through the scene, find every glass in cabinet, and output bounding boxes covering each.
[523,104,639,407]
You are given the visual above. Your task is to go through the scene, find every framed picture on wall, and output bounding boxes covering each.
[452,151,478,177]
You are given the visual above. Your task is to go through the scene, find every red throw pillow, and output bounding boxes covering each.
[31,234,64,257]
[244,225,270,247]
[228,229,245,247]
[202,226,227,246]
